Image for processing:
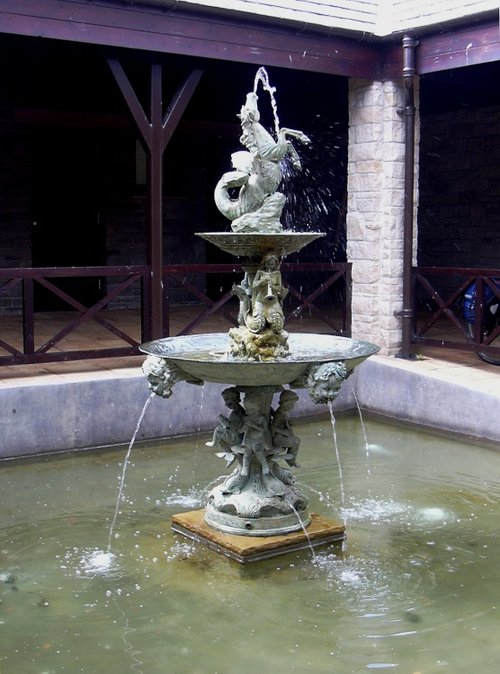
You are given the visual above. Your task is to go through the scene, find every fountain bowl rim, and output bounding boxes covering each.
[139,332,380,387]
[196,231,325,258]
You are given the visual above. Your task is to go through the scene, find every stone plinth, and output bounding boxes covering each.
[171,509,345,563]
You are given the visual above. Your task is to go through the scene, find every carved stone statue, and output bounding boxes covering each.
[271,389,300,467]
[142,356,202,398]
[206,385,309,517]
[245,254,288,334]
[306,361,350,404]
[214,90,310,233]
[232,272,253,327]
[235,390,274,477]
[140,68,379,541]
[229,254,290,360]
[212,77,311,362]
[228,324,289,361]
[205,387,244,456]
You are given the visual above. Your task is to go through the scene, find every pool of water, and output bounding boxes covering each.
[1,413,500,673]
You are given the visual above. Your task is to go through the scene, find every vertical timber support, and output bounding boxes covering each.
[106,56,202,338]
[149,63,164,338]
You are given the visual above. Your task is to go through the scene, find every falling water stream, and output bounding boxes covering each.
[327,401,347,545]
[107,393,155,553]
[352,387,373,485]
[76,393,155,579]
[352,388,370,453]
[289,503,316,559]
[2,414,500,673]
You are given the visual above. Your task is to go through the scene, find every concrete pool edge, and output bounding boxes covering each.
[0,355,498,459]
[351,356,500,444]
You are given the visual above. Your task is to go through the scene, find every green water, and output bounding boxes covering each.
[1,413,500,673]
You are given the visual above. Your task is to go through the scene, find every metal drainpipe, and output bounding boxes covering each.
[397,34,418,359]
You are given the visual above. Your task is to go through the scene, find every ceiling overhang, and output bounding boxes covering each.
[0,0,385,79]
[0,0,499,79]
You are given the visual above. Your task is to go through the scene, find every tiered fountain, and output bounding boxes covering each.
[140,69,379,562]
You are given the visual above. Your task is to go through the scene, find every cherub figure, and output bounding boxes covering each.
[236,392,273,477]
[271,389,301,467]
[205,388,244,453]
[306,361,350,404]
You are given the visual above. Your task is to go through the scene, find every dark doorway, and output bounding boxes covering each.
[31,128,106,310]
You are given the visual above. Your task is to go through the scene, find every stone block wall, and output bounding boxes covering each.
[347,78,416,355]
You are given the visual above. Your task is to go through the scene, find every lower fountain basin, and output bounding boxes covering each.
[139,332,380,387]
[2,417,500,673]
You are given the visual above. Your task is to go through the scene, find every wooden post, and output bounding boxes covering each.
[106,55,202,338]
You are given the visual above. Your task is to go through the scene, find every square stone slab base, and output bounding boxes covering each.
[171,509,345,563]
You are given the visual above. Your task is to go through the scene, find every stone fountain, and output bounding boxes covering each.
[140,68,379,562]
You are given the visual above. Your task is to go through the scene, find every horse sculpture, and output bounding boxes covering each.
[214,91,310,232]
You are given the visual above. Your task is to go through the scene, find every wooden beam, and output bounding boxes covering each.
[0,0,383,78]
[107,57,152,147]
[415,19,500,74]
[2,1,500,80]
[162,69,203,151]
[148,62,164,338]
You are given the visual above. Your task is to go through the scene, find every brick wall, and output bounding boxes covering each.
[0,118,32,314]
[0,125,209,314]
[418,105,500,269]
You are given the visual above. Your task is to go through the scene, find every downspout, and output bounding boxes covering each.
[398,34,418,359]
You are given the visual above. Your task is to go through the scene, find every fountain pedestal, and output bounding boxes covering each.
[140,68,379,561]
[203,384,311,537]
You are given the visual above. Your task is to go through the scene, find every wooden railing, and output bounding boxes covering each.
[7,263,498,365]
[0,262,351,366]
[0,266,151,365]
[163,262,352,336]
[412,266,500,358]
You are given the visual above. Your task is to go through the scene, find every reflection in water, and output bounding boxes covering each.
[1,414,500,673]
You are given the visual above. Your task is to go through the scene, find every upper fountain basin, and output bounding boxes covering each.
[139,332,380,387]
[196,232,324,258]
